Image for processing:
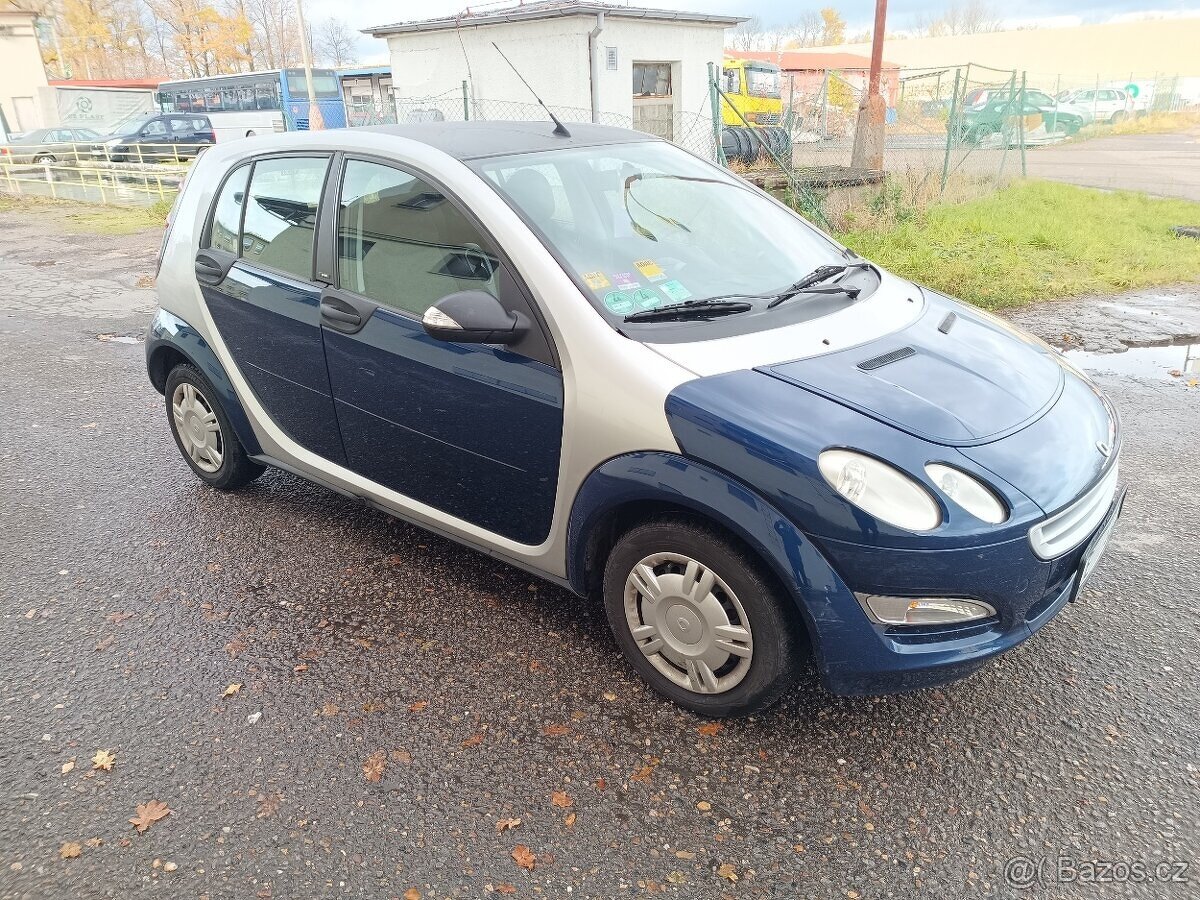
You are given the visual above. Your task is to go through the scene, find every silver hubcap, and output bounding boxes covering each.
[172,382,223,473]
[623,552,754,695]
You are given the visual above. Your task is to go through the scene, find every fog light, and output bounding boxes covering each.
[856,593,997,626]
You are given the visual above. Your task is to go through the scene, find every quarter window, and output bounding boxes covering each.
[142,120,167,137]
[336,159,500,317]
[207,163,250,255]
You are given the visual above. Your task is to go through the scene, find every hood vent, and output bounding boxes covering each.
[857,346,915,371]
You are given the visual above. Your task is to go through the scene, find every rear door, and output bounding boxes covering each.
[317,156,564,544]
[197,153,347,464]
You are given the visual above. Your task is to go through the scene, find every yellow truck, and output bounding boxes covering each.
[719,56,790,164]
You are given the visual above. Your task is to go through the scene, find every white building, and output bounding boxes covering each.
[0,1,50,135]
[363,1,743,143]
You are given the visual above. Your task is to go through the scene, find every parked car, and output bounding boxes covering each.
[148,123,1124,716]
[956,97,1084,143]
[1056,88,1135,125]
[90,114,215,162]
[0,127,102,164]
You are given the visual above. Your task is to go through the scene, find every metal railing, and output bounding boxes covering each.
[0,141,188,206]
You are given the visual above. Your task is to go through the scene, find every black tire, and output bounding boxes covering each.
[1110,111,1126,124]
[164,363,265,491]
[601,517,803,717]
[33,153,56,164]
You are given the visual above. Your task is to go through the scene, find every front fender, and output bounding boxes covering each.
[145,308,261,456]
[566,451,870,685]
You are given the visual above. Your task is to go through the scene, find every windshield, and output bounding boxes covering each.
[473,141,854,335]
[113,116,154,136]
[746,66,782,99]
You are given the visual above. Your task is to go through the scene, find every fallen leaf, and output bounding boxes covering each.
[255,793,281,819]
[293,663,308,673]
[528,660,542,671]
[461,732,485,748]
[511,844,536,871]
[564,812,576,829]
[409,701,428,712]
[92,749,115,771]
[602,691,617,701]
[162,861,178,872]
[225,637,248,658]
[630,765,654,783]
[222,683,242,698]
[363,750,386,783]
[84,838,103,849]
[666,871,686,884]
[59,842,82,859]
[94,636,115,652]
[550,790,573,809]
[129,800,171,833]
[390,748,413,765]
[717,863,739,882]
[595,777,607,791]
[80,422,98,429]
[362,700,386,713]
[495,817,521,834]
[697,722,723,737]
[1168,369,1182,377]
[1188,379,1199,388]
[61,759,76,775]
[696,801,711,811]
[675,850,695,860]
[542,724,570,736]
[105,611,134,624]
[403,889,421,900]
[494,885,517,895]
[320,702,339,717]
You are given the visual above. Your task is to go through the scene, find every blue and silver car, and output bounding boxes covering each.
[148,123,1123,716]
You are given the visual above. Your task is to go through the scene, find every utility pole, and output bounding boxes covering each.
[295,0,323,129]
[850,0,887,171]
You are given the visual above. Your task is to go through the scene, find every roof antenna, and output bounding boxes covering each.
[491,41,572,137]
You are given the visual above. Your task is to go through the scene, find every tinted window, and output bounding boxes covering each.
[241,156,328,279]
[336,159,500,316]
[207,164,250,255]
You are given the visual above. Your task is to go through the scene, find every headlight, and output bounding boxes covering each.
[818,449,941,532]
[924,463,1008,524]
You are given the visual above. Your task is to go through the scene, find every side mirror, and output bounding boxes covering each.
[422,290,528,344]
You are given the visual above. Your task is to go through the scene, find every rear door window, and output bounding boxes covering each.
[240,156,329,279]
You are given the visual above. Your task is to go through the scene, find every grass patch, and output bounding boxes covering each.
[837,180,1200,309]
[1081,109,1200,138]
[63,199,171,235]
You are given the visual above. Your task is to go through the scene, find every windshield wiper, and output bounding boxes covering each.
[766,262,872,309]
[624,298,753,323]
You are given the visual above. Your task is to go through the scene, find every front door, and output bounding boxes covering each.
[319,157,563,545]
[198,153,347,464]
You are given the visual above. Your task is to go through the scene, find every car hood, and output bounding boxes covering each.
[755,293,1065,447]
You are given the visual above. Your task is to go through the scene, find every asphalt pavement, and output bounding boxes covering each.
[1,205,1197,899]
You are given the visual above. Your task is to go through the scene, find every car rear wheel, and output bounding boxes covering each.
[1110,111,1127,124]
[165,363,264,491]
[33,153,56,164]
[602,518,803,717]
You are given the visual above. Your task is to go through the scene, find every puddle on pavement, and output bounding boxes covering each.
[1065,342,1200,380]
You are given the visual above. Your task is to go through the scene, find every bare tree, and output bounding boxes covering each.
[315,16,353,66]
[915,1,1003,36]
[727,14,763,52]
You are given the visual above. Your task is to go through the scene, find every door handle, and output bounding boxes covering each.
[320,304,360,325]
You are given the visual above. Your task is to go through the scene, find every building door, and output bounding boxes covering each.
[632,62,674,141]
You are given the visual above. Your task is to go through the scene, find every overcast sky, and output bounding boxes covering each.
[316,0,1200,63]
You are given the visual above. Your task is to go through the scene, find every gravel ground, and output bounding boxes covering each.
[1,205,1197,899]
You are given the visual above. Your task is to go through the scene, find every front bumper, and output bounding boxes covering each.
[809,489,1125,695]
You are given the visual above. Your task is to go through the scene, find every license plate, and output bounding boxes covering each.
[1076,489,1126,594]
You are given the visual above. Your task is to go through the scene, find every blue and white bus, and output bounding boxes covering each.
[156,69,347,142]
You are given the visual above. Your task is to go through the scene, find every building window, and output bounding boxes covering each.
[633,63,672,98]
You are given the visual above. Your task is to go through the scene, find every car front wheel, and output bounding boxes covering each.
[602,518,803,717]
[165,363,264,491]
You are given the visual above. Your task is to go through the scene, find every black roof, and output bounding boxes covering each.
[359,121,656,160]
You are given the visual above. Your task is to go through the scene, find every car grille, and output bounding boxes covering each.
[1028,459,1119,560]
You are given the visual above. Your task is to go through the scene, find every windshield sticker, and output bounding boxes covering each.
[634,259,666,281]
[613,271,640,291]
[582,271,611,291]
[603,291,635,315]
[659,280,692,303]
[631,288,660,310]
